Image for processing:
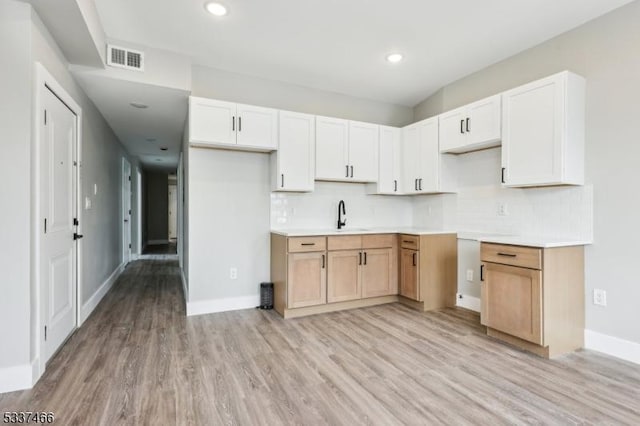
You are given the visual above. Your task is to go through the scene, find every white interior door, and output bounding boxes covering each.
[41,86,78,362]
[122,159,131,264]
[168,184,177,240]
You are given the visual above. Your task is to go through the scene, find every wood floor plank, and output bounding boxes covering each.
[1,259,639,425]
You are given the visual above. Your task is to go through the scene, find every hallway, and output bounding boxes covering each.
[1,260,640,425]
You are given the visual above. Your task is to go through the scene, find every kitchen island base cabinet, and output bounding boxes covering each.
[398,233,457,312]
[481,243,585,358]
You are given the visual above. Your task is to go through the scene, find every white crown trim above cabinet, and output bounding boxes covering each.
[439,94,502,154]
[189,97,278,152]
[271,111,315,192]
[501,71,585,187]
[315,117,379,183]
[403,117,456,194]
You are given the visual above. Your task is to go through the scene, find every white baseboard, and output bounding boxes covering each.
[0,363,33,394]
[585,329,640,365]
[147,239,169,245]
[456,294,481,312]
[79,262,125,325]
[187,294,260,317]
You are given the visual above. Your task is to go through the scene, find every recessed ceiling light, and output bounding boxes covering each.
[205,2,227,16]
[160,147,168,151]
[155,158,162,162]
[386,53,404,64]
[130,102,148,109]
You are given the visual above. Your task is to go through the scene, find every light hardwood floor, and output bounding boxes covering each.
[1,260,639,425]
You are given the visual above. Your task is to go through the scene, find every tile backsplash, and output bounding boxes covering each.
[271,148,593,242]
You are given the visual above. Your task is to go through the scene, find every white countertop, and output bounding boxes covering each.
[478,235,592,248]
[270,228,456,237]
[271,228,591,247]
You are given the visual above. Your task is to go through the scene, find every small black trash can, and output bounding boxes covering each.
[259,282,274,310]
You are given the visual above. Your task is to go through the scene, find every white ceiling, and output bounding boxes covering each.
[94,0,633,106]
[71,72,188,170]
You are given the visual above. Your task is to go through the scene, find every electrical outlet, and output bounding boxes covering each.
[593,289,607,306]
[230,268,238,280]
[94,183,98,195]
[498,202,508,216]
[85,197,92,210]
[466,269,474,282]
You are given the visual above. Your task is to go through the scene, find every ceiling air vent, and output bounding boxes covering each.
[107,45,144,71]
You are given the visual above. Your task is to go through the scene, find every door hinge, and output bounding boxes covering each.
[128,175,131,181]
[129,243,131,249]
[44,326,47,341]
[44,110,47,125]
[73,218,79,226]
[129,209,131,215]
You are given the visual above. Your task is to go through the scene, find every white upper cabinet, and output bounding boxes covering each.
[315,116,349,180]
[374,126,402,194]
[403,117,456,194]
[348,121,379,182]
[272,111,315,192]
[236,104,278,150]
[189,97,278,151]
[439,94,501,154]
[189,97,237,145]
[315,117,379,182]
[501,71,585,187]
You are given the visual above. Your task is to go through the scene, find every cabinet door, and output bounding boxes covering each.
[327,250,362,303]
[501,74,564,186]
[400,248,420,301]
[378,126,402,194]
[417,117,440,193]
[236,104,278,150]
[402,123,420,193]
[438,107,466,153]
[467,94,501,149]
[348,121,379,182]
[189,97,236,145]
[315,116,349,180]
[276,111,315,191]
[481,262,542,345]
[362,248,395,298]
[287,252,327,308]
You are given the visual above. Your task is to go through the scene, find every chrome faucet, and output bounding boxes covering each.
[337,200,346,229]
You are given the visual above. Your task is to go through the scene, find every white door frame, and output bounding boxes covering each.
[137,168,142,256]
[33,63,83,383]
[122,158,132,264]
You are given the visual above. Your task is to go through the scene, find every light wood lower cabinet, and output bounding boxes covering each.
[400,248,419,300]
[327,250,362,303]
[481,242,585,358]
[272,233,398,318]
[287,252,327,308]
[481,262,542,345]
[398,234,457,311]
[362,248,396,298]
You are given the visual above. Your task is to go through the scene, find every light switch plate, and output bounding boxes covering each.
[466,269,474,282]
[593,289,607,306]
[85,197,92,210]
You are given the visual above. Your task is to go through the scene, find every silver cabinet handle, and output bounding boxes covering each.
[232,116,235,131]
[346,165,349,178]
[281,174,284,188]
[350,165,354,178]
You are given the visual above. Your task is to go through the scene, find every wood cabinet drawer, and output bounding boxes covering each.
[288,237,326,253]
[362,234,395,249]
[400,234,419,250]
[327,235,362,251]
[481,243,541,270]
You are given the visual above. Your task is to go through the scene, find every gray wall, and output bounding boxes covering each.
[413,0,640,344]
[0,0,133,383]
[144,171,169,243]
[0,0,32,373]
[192,66,414,127]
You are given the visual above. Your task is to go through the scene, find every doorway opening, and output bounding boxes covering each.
[141,169,178,257]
